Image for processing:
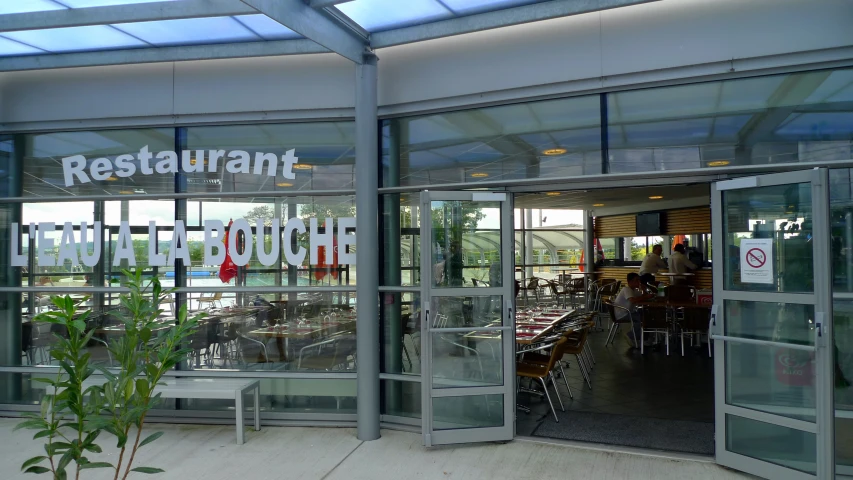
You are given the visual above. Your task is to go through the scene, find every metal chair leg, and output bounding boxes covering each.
[539,378,559,423]
[576,355,592,390]
[549,372,565,411]
[558,362,573,399]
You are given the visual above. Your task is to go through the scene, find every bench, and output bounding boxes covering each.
[46,377,261,445]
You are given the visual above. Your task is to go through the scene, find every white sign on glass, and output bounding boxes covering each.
[739,238,773,284]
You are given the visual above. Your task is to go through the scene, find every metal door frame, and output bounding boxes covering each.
[419,190,515,446]
[711,168,834,479]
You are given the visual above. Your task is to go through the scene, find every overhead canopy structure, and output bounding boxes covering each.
[0,0,656,70]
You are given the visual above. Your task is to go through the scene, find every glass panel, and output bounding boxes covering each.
[381,291,421,375]
[113,18,258,46]
[0,0,65,14]
[433,395,504,430]
[185,123,356,193]
[429,295,502,329]
[0,36,44,55]
[442,0,542,14]
[429,200,500,288]
[382,380,421,419]
[3,25,145,53]
[381,193,420,287]
[834,301,853,469]
[337,0,452,31]
[431,330,503,388]
[724,300,815,345]
[722,183,814,293]
[608,69,853,173]
[235,14,300,40]
[726,414,816,475]
[383,95,602,188]
[726,341,815,422]
[21,129,177,197]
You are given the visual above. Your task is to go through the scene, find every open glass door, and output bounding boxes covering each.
[711,169,834,479]
[419,191,515,446]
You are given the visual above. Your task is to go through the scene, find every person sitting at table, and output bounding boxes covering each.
[670,243,698,285]
[639,244,667,284]
[614,273,656,348]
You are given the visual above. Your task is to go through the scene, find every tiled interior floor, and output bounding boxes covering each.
[516,321,715,438]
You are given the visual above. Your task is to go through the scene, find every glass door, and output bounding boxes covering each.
[419,191,515,446]
[711,169,834,479]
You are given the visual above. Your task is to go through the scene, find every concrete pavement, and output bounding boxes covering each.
[0,419,753,479]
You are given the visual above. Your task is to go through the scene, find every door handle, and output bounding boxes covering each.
[709,304,719,336]
[815,312,827,348]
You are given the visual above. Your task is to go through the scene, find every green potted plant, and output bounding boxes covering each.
[16,269,202,479]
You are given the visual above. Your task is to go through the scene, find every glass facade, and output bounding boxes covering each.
[0,66,851,471]
[1,123,358,417]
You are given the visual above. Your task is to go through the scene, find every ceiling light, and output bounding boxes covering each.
[189,158,197,166]
[707,160,730,167]
[276,182,293,187]
[593,203,605,207]
[649,195,664,200]
[119,190,134,195]
[545,192,561,196]
[543,148,567,156]
[105,176,118,181]
[471,172,489,178]
[293,164,313,170]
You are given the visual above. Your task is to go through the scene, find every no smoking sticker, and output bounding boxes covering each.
[740,239,773,284]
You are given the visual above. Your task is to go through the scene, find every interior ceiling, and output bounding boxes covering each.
[513,183,711,210]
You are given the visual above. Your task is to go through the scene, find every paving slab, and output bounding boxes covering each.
[0,419,752,480]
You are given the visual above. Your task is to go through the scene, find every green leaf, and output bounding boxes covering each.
[140,327,152,344]
[131,467,165,474]
[23,466,51,474]
[70,320,86,333]
[138,431,164,448]
[124,380,134,400]
[79,462,114,470]
[31,377,57,386]
[21,456,47,470]
[15,419,46,431]
[135,379,150,398]
[33,430,54,440]
[83,443,102,453]
[57,450,74,471]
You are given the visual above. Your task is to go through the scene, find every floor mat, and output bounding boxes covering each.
[530,410,714,455]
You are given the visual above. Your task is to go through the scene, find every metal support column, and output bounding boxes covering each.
[355,53,380,441]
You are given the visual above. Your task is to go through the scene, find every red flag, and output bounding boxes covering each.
[219,219,238,284]
[314,238,339,281]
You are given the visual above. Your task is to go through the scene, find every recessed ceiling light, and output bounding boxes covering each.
[105,176,118,181]
[276,182,293,187]
[471,172,489,178]
[293,164,313,170]
[707,160,730,167]
[593,203,605,207]
[543,148,567,156]
[649,195,664,200]
[119,190,134,194]
[546,192,561,196]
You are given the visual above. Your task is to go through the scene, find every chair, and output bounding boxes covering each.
[198,292,223,310]
[640,304,670,355]
[567,278,586,308]
[402,333,421,374]
[518,277,540,306]
[547,280,570,308]
[605,301,634,347]
[679,306,712,357]
[516,337,567,422]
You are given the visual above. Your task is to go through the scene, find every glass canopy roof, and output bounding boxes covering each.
[0,0,613,61]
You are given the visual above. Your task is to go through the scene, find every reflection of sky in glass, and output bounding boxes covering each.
[0,0,64,14]
[0,36,44,55]
[775,113,853,137]
[338,0,451,31]
[442,0,542,14]
[234,15,300,40]
[114,17,258,46]
[3,25,145,52]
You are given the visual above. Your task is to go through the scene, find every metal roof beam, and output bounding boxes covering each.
[240,0,367,63]
[0,39,329,72]
[371,0,658,49]
[0,0,257,33]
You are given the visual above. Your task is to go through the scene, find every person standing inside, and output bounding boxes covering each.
[639,244,667,283]
[614,273,656,348]
[670,243,698,285]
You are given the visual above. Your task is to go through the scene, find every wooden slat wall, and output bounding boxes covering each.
[595,267,712,290]
[594,207,711,237]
